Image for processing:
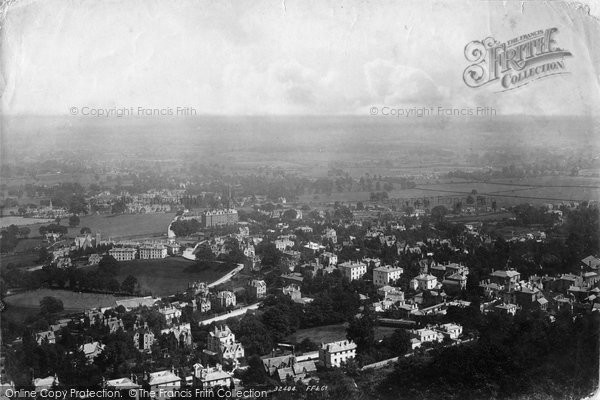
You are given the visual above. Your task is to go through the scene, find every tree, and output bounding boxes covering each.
[98,255,120,276]
[120,275,138,294]
[282,209,298,221]
[80,227,92,234]
[69,215,80,227]
[111,200,126,214]
[346,310,376,354]
[466,195,475,205]
[40,296,64,314]
[18,227,31,238]
[430,205,448,223]
[384,329,412,357]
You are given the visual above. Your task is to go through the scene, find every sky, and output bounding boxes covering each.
[1,0,599,117]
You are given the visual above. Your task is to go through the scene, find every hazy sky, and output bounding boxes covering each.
[1,0,599,116]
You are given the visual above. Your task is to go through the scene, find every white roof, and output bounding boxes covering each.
[148,370,180,386]
[106,378,140,388]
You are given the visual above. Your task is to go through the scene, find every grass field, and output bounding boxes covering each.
[77,212,176,239]
[3,288,127,310]
[287,323,397,344]
[297,176,600,207]
[116,257,237,297]
[1,252,40,267]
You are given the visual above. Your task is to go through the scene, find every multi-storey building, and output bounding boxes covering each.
[274,238,294,251]
[206,325,245,362]
[320,252,338,267]
[377,285,405,303]
[323,228,337,244]
[373,265,403,287]
[109,247,137,261]
[199,298,212,313]
[158,306,182,325]
[146,369,181,392]
[133,325,155,353]
[247,279,267,299]
[139,244,168,259]
[192,363,233,389]
[282,284,302,302]
[212,291,236,309]
[319,340,357,368]
[489,269,521,287]
[160,323,193,348]
[337,261,367,281]
[35,331,56,345]
[415,274,438,290]
[201,209,238,228]
[410,328,444,349]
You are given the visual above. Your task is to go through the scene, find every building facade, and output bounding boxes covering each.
[139,244,168,259]
[373,265,404,287]
[319,340,357,368]
[202,209,238,228]
[337,261,367,281]
[109,247,137,261]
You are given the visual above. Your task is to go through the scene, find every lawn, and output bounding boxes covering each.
[116,257,237,297]
[77,213,176,239]
[1,252,40,268]
[3,288,127,311]
[287,323,397,344]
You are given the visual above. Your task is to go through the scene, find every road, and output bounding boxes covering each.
[207,264,244,288]
[198,302,261,325]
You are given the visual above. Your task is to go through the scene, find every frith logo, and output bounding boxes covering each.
[463,28,572,91]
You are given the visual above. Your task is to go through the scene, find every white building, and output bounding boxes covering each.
[319,340,357,368]
[274,238,294,251]
[377,285,405,303]
[139,244,168,259]
[146,369,181,392]
[320,252,338,267]
[415,274,438,290]
[410,328,443,349]
[109,247,137,261]
[436,323,463,339]
[158,306,182,325]
[323,228,337,243]
[337,261,367,281]
[373,265,403,287]
[79,341,105,363]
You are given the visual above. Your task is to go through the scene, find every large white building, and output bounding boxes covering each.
[415,274,438,290]
[337,261,367,281]
[139,244,168,259]
[109,247,137,261]
[373,265,404,287]
[319,340,357,368]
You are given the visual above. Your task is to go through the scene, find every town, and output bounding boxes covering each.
[1,158,598,399]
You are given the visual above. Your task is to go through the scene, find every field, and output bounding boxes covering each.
[116,257,237,297]
[286,323,396,344]
[298,175,600,207]
[77,212,176,239]
[3,288,127,310]
[1,252,40,267]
